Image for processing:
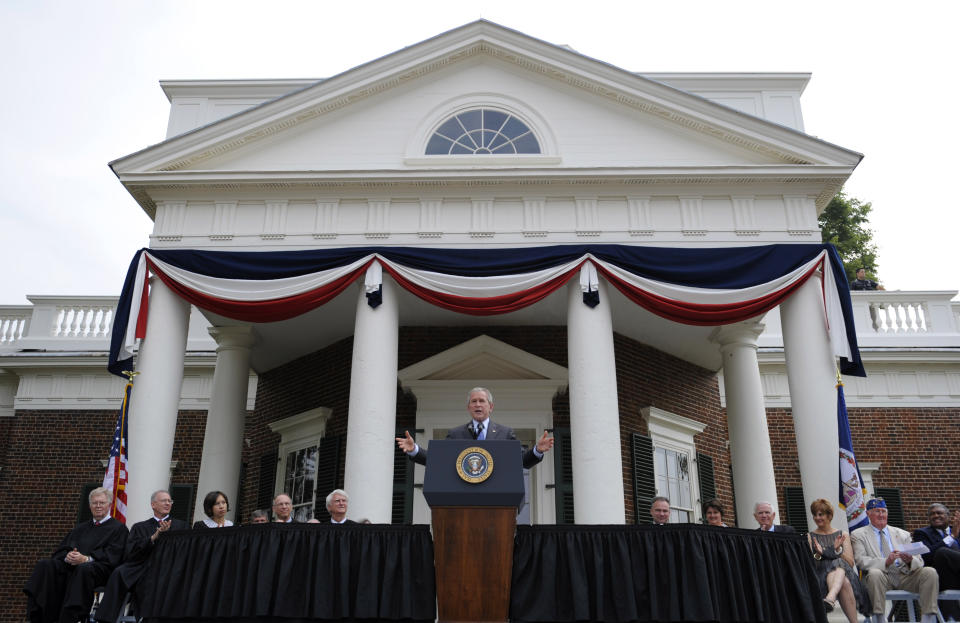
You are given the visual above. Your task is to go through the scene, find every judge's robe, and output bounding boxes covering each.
[94,516,189,622]
[24,517,128,623]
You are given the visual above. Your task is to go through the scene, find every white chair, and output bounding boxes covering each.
[886,590,921,622]
[937,590,960,623]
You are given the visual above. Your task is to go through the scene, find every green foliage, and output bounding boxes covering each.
[818,190,879,283]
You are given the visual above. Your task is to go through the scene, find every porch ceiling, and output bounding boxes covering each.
[201,280,725,375]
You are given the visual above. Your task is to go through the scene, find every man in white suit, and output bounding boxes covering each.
[852,498,939,623]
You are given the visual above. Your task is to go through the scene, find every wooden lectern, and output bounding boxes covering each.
[423,439,525,623]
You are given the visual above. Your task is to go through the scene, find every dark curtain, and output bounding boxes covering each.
[138,524,435,622]
[511,524,827,623]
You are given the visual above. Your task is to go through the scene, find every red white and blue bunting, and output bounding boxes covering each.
[108,244,864,377]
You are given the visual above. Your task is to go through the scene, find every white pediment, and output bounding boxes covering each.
[112,20,860,186]
[398,335,567,384]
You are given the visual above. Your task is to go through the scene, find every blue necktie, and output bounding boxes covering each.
[476,423,485,440]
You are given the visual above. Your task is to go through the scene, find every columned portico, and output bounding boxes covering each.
[566,278,625,524]
[711,321,778,526]
[193,325,256,524]
[343,275,399,523]
[126,277,191,524]
[781,272,841,530]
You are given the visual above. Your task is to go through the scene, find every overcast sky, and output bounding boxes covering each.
[1,0,957,305]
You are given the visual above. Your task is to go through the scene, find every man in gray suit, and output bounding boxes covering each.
[851,498,939,623]
[396,387,553,469]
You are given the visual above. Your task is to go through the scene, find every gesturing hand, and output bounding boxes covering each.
[395,430,416,453]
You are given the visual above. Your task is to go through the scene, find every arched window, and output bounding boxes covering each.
[426,108,541,155]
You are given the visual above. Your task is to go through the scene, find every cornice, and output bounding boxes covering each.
[757,348,960,366]
[0,352,217,370]
[122,167,850,218]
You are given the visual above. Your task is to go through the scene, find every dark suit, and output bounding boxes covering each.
[24,517,128,623]
[913,525,960,619]
[94,516,189,623]
[759,524,797,533]
[410,420,544,469]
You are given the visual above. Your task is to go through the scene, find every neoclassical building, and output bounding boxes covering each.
[1,20,958,619]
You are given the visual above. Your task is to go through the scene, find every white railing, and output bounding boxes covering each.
[0,296,120,350]
[0,306,32,344]
[52,304,115,338]
[2,291,959,352]
[852,290,958,335]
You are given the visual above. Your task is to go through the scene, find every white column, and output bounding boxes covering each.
[711,321,778,527]
[566,278,625,524]
[193,325,256,524]
[125,278,190,524]
[343,275,399,523]
[781,272,840,531]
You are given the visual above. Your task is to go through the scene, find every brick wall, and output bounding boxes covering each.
[613,334,732,524]
[767,405,960,532]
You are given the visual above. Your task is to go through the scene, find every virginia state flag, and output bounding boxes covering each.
[102,380,131,523]
[837,381,868,529]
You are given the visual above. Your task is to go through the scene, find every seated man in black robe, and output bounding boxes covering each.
[24,486,128,623]
[95,489,188,623]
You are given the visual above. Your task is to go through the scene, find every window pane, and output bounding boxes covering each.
[426,134,453,155]
[512,133,540,154]
[436,118,462,138]
[458,110,482,131]
[484,109,508,131]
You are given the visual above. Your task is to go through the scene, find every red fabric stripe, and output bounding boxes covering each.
[135,270,150,339]
[381,262,582,316]
[146,258,371,322]
[596,259,822,326]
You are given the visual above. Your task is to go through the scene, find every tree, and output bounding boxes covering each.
[818,190,880,283]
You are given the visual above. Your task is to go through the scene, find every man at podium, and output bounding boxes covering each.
[396,387,554,469]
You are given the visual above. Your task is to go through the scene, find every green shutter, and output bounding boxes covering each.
[696,452,716,507]
[312,434,343,521]
[552,427,575,524]
[391,426,417,524]
[783,486,808,534]
[632,433,655,525]
[169,484,194,523]
[256,451,279,513]
[874,487,905,528]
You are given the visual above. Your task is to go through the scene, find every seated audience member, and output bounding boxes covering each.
[852,498,939,623]
[650,496,671,525]
[272,493,297,523]
[95,490,188,623]
[754,500,796,533]
[807,498,870,622]
[24,487,128,623]
[193,491,233,528]
[326,489,355,524]
[703,498,727,527]
[913,503,960,620]
[249,509,269,524]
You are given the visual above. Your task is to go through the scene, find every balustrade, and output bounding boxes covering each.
[0,307,31,344]
[1,291,959,352]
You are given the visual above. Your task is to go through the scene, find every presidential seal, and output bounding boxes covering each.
[456,446,494,483]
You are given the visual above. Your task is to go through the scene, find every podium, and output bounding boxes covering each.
[423,439,524,623]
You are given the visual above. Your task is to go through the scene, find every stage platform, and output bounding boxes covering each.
[137,522,825,623]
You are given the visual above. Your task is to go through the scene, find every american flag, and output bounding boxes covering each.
[103,379,132,523]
